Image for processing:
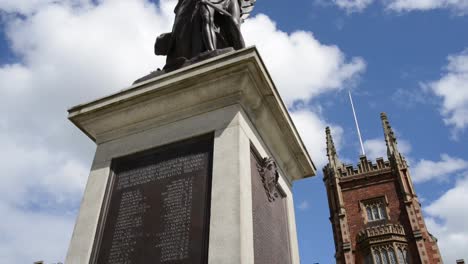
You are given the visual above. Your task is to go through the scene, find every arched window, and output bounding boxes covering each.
[372,205,380,220]
[373,249,382,264]
[388,248,397,264]
[397,248,405,264]
[363,198,388,222]
[379,204,387,219]
[367,207,373,220]
[370,245,408,264]
[403,248,410,264]
[395,246,410,264]
[381,248,389,264]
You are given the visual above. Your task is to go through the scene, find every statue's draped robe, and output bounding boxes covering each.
[166,0,245,67]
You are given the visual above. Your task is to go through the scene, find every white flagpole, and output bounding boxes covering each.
[348,90,366,156]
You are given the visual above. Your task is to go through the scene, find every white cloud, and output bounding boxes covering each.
[423,49,468,138]
[0,0,67,15]
[332,0,374,12]
[2,3,466,264]
[329,0,468,14]
[0,201,75,263]
[387,0,468,13]
[363,137,412,161]
[411,154,468,183]
[0,0,365,262]
[363,138,387,160]
[291,109,344,169]
[425,174,468,263]
[298,200,310,211]
[0,0,174,262]
[242,15,366,105]
[0,132,89,206]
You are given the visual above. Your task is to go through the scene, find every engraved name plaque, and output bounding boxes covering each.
[251,150,292,264]
[93,135,213,264]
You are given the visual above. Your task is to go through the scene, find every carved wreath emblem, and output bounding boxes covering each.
[257,157,279,202]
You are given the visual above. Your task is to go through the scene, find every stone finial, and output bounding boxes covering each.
[326,127,337,157]
[381,113,406,168]
[381,112,398,156]
[326,127,342,171]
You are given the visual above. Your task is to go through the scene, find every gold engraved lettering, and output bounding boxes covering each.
[155,178,193,262]
[107,189,145,263]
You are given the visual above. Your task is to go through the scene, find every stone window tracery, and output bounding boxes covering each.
[374,250,382,264]
[388,249,397,264]
[363,198,387,222]
[396,244,410,264]
[357,221,409,264]
[368,244,409,264]
[381,248,389,264]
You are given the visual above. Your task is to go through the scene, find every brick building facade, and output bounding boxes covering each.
[323,113,443,264]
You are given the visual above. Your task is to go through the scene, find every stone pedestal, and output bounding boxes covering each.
[65,47,316,264]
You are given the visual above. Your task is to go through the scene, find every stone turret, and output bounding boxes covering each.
[381,112,408,170]
[323,127,353,263]
[326,126,342,172]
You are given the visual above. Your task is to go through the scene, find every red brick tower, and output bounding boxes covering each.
[323,113,443,264]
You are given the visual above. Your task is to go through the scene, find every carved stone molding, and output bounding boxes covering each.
[357,223,407,247]
[257,157,279,202]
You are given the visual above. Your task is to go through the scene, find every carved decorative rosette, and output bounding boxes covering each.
[257,157,279,202]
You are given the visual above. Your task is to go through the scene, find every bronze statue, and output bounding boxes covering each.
[134,0,256,83]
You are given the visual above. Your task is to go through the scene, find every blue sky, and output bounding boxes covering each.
[0,0,467,263]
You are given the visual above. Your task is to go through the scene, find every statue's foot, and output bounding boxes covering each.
[133,57,188,84]
[133,48,235,84]
[190,48,235,64]
[133,69,166,84]
[163,57,190,72]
